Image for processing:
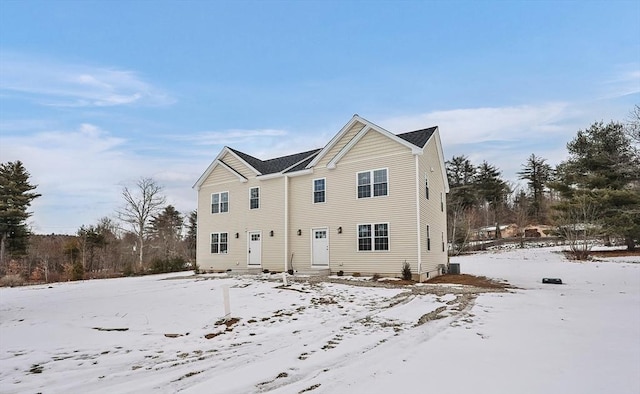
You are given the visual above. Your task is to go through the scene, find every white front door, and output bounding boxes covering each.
[248,231,261,266]
[312,228,329,266]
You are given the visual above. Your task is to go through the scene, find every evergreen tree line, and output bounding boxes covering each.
[447,109,640,256]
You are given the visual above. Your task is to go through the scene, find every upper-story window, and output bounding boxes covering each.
[250,187,260,209]
[357,168,388,199]
[313,178,326,203]
[440,192,444,212]
[211,192,229,214]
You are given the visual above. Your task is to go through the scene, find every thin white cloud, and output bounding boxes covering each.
[601,65,640,99]
[380,103,573,146]
[376,103,590,188]
[179,128,289,146]
[0,121,209,233]
[0,53,173,107]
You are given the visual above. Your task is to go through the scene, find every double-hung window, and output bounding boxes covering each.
[313,178,326,203]
[250,187,259,209]
[358,223,389,251]
[426,225,431,251]
[211,192,229,214]
[357,169,388,198]
[210,232,228,254]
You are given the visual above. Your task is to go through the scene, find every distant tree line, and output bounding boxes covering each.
[447,106,640,257]
[0,169,197,284]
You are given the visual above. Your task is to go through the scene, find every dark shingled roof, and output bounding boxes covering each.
[396,126,437,148]
[228,147,321,175]
[227,126,436,175]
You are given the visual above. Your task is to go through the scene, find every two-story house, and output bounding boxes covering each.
[193,115,449,281]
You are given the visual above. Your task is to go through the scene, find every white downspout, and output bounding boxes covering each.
[415,154,422,276]
[284,175,289,272]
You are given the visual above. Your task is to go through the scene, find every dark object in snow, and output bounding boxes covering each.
[542,278,563,284]
[448,263,460,275]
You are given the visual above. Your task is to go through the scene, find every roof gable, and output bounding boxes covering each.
[194,117,444,189]
[193,147,251,190]
[307,115,430,168]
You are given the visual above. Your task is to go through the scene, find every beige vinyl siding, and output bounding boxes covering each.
[418,131,448,277]
[196,170,286,272]
[200,164,239,187]
[315,121,365,168]
[288,130,418,277]
[222,153,257,178]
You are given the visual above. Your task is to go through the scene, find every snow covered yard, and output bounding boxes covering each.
[1,247,638,394]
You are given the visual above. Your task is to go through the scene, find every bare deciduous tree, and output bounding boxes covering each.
[554,193,601,260]
[118,178,166,268]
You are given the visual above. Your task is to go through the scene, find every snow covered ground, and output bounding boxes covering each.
[1,246,638,394]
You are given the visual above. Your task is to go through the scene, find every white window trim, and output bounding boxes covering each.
[426,224,431,251]
[210,232,229,254]
[356,168,389,199]
[211,191,229,214]
[313,177,327,204]
[249,187,260,210]
[356,222,390,252]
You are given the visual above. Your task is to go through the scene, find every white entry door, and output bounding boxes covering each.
[312,228,329,266]
[248,231,261,266]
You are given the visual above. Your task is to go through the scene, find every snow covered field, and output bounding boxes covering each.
[1,247,638,394]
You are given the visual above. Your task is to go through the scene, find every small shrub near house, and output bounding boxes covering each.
[401,261,412,281]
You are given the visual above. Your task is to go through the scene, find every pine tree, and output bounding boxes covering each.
[185,210,197,261]
[518,154,552,223]
[553,121,640,250]
[0,161,41,265]
[149,205,184,259]
[475,161,510,238]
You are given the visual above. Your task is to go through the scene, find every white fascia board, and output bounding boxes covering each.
[364,119,424,154]
[305,115,365,169]
[285,168,313,177]
[282,151,320,173]
[224,148,262,176]
[193,147,228,190]
[326,126,371,169]
[326,121,422,169]
[256,173,283,180]
[432,128,450,193]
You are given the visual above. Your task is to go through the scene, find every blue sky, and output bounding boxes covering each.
[1,0,639,234]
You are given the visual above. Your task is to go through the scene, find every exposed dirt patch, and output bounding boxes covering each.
[426,274,512,289]
[590,250,640,257]
[299,383,321,393]
[92,327,129,332]
[215,317,240,329]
